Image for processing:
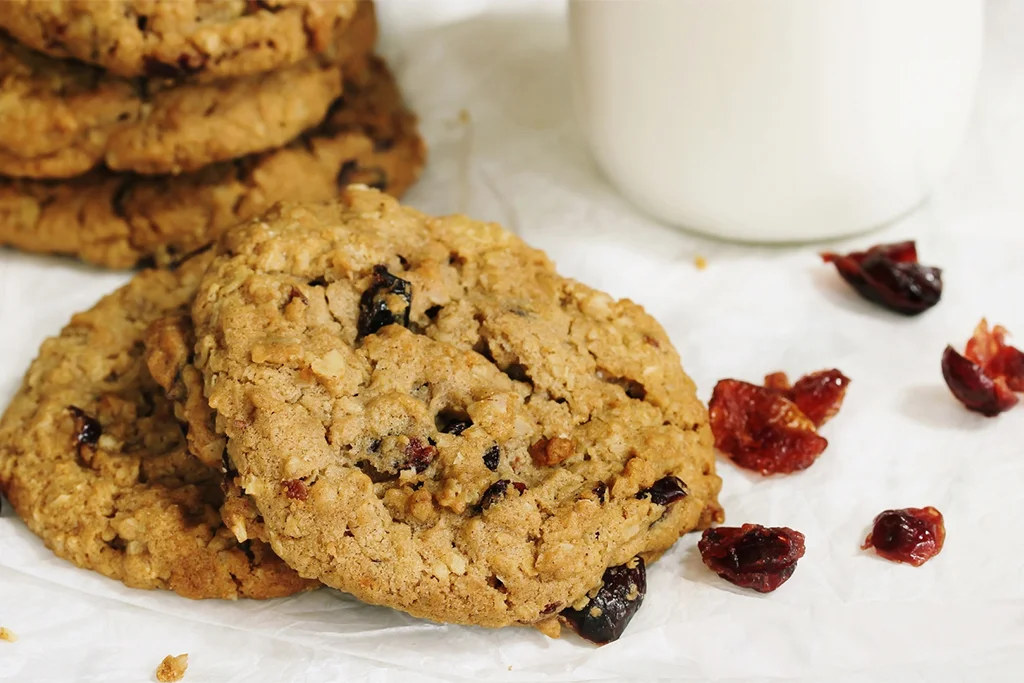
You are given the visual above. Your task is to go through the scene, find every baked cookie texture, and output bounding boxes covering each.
[191,188,723,630]
[0,251,317,598]
[145,310,273,547]
[0,55,424,269]
[0,0,357,81]
[0,1,377,178]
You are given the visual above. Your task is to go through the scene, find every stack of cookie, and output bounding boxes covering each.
[0,186,723,642]
[0,0,425,268]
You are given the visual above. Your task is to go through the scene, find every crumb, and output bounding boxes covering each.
[508,665,513,671]
[0,627,16,642]
[458,108,471,124]
[156,653,188,682]
[694,255,708,270]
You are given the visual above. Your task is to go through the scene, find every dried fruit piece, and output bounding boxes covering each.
[441,419,472,436]
[768,369,852,427]
[68,406,101,454]
[821,241,942,315]
[698,524,806,593]
[862,507,945,566]
[402,437,437,473]
[942,346,1018,417]
[356,265,412,339]
[964,319,1024,392]
[478,479,526,511]
[635,476,689,506]
[709,380,828,475]
[283,479,309,501]
[482,445,500,471]
[560,557,646,644]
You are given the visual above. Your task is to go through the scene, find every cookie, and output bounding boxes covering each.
[0,1,377,178]
[0,55,424,269]
[145,310,271,546]
[0,0,357,81]
[0,250,317,599]
[190,188,723,630]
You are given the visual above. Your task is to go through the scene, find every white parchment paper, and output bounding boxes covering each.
[2,1,1023,681]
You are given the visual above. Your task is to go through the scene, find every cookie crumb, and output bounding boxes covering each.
[0,627,17,642]
[458,108,471,124]
[694,255,708,270]
[156,653,188,682]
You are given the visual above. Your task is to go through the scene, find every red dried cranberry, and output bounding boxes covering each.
[698,524,806,593]
[482,445,500,471]
[941,346,1018,417]
[560,557,646,644]
[862,507,945,566]
[283,479,309,501]
[821,241,942,315]
[478,479,526,511]
[964,320,1024,392]
[783,369,851,427]
[68,406,101,452]
[403,438,436,473]
[635,476,688,506]
[357,265,412,339]
[709,380,828,475]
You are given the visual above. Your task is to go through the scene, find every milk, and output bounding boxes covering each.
[569,0,984,242]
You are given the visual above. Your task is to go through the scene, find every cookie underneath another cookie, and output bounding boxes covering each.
[190,188,723,632]
[0,1,377,178]
[0,55,424,269]
[0,250,317,599]
[145,310,272,547]
[0,0,358,81]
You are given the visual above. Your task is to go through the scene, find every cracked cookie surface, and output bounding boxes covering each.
[0,0,357,81]
[0,1,376,178]
[0,54,424,269]
[190,188,723,629]
[0,250,316,599]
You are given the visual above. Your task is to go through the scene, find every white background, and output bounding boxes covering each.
[2,1,1023,681]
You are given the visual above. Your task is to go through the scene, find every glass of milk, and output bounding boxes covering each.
[568,0,984,242]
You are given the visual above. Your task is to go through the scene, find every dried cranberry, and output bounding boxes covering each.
[482,445,500,471]
[403,437,436,473]
[964,319,1024,392]
[778,369,851,427]
[635,476,688,506]
[560,557,646,644]
[763,372,791,391]
[709,380,828,475]
[821,241,942,315]
[941,346,1018,417]
[68,406,101,452]
[698,524,806,593]
[862,507,945,566]
[356,265,412,339]
[442,419,472,436]
[478,479,526,511]
[283,479,309,501]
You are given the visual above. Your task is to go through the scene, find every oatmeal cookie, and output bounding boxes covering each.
[0,1,376,178]
[0,0,358,81]
[190,188,723,630]
[0,250,316,598]
[0,55,424,268]
[145,310,271,546]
